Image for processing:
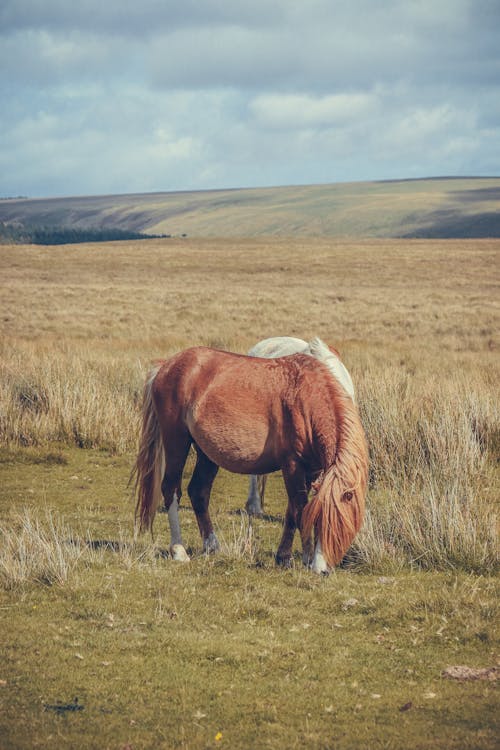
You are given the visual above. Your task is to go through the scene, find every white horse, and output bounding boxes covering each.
[157,336,355,573]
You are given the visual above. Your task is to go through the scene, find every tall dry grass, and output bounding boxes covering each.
[0,343,143,452]
[0,238,498,573]
[351,358,498,572]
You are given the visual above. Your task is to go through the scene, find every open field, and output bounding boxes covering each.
[0,236,499,748]
[1,177,500,239]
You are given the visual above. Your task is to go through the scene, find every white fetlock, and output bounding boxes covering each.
[170,543,190,562]
[311,541,330,575]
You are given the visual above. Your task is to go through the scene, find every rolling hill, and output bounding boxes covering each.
[1,177,499,240]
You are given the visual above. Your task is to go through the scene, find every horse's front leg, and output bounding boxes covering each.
[276,460,311,567]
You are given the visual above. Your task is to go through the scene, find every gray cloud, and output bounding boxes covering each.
[0,0,498,197]
[0,0,288,35]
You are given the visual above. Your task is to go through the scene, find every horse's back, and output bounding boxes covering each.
[151,346,329,474]
[249,336,308,358]
[152,348,285,473]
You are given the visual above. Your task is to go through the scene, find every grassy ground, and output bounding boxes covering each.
[0,445,498,750]
[0,236,498,748]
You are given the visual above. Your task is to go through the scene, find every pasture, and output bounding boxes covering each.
[0,236,499,749]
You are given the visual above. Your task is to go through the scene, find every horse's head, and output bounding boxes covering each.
[302,396,368,567]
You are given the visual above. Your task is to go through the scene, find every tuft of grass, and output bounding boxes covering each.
[0,510,86,588]
[214,513,260,562]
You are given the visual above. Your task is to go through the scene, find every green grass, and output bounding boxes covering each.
[1,446,498,749]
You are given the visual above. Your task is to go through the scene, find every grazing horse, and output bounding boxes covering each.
[132,344,368,573]
[245,336,355,518]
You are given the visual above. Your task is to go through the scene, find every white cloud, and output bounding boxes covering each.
[250,92,379,130]
[379,104,477,156]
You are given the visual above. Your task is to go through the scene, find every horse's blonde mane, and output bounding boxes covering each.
[301,378,368,567]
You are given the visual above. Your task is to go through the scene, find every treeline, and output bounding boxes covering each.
[0,222,170,245]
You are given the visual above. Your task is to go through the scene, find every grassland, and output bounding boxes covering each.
[1,177,500,239]
[0,236,499,749]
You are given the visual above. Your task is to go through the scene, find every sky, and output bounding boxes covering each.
[1,0,499,198]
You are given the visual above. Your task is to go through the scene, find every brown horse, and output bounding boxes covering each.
[132,345,368,572]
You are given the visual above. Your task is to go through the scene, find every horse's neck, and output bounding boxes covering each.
[300,383,341,471]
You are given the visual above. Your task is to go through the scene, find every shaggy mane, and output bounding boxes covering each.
[301,376,368,566]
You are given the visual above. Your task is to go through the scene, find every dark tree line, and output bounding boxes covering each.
[0,222,170,245]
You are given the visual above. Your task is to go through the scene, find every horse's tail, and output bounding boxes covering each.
[302,392,368,567]
[131,362,165,533]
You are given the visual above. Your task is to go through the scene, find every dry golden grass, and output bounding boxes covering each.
[0,237,499,572]
[1,238,498,349]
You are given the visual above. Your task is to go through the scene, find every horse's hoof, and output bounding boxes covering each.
[245,504,263,518]
[276,554,292,568]
[311,562,330,575]
[170,544,190,562]
[203,533,220,554]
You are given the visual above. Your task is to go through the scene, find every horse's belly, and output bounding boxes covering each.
[187,407,281,475]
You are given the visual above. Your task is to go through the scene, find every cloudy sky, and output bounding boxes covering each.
[1,0,499,198]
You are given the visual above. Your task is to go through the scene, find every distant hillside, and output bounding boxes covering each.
[1,177,499,240]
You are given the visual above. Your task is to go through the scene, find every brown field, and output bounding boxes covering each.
[0,236,498,749]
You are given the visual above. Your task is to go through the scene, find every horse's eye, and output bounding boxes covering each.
[343,491,353,502]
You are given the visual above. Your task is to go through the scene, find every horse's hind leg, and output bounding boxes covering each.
[161,431,192,562]
[167,496,190,562]
[188,445,220,554]
[246,474,264,516]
